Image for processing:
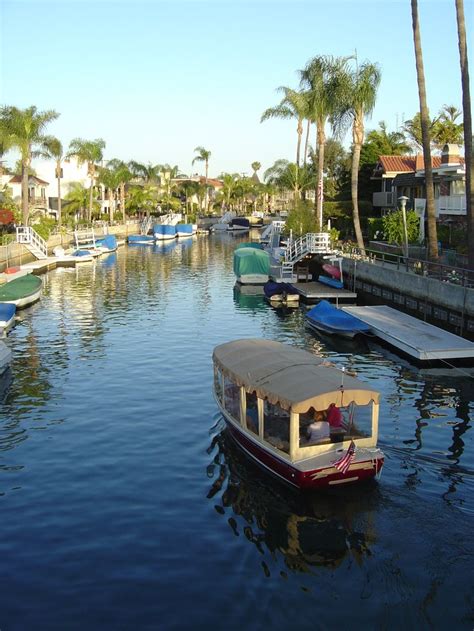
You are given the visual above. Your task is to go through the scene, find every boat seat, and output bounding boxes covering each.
[296,266,311,282]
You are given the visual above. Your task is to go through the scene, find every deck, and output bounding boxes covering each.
[342,305,474,362]
[292,281,357,303]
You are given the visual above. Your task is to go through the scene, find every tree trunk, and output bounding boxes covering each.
[205,161,209,214]
[411,0,438,261]
[109,189,114,223]
[21,156,29,225]
[121,182,126,223]
[455,0,473,271]
[296,118,303,167]
[303,119,311,167]
[352,114,366,251]
[316,122,325,230]
[88,164,94,223]
[56,160,62,230]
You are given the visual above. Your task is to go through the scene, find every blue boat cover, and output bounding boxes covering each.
[231,218,250,228]
[176,224,193,235]
[306,300,371,333]
[153,224,176,237]
[0,303,16,323]
[318,275,344,289]
[95,235,117,249]
[128,234,154,242]
[263,281,298,298]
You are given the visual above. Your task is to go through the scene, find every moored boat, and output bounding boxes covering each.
[306,300,371,338]
[0,274,42,308]
[127,234,155,245]
[263,281,300,306]
[233,247,270,285]
[153,224,176,241]
[0,303,16,331]
[213,339,384,489]
[228,217,250,231]
[175,223,197,238]
[94,235,118,252]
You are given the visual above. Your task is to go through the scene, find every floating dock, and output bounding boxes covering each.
[342,305,474,362]
[292,281,357,303]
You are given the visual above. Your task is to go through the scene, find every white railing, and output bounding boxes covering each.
[435,195,466,216]
[373,191,394,207]
[284,233,330,263]
[140,216,153,234]
[16,226,48,258]
[74,229,96,249]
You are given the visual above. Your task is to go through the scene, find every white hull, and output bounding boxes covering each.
[3,287,42,308]
[237,275,269,285]
[154,234,176,241]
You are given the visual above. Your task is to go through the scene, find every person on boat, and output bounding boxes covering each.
[327,402,344,430]
[306,411,330,443]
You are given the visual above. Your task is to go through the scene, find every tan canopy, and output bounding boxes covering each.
[213,339,380,413]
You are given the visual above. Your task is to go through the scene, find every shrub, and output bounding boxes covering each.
[382,209,420,245]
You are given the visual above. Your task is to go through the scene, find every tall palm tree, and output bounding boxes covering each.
[334,58,381,250]
[411,0,438,260]
[455,0,473,270]
[68,138,106,222]
[107,159,132,223]
[261,87,310,167]
[128,161,161,183]
[98,166,122,222]
[41,136,65,228]
[192,147,211,213]
[365,121,411,155]
[299,55,345,229]
[0,105,59,225]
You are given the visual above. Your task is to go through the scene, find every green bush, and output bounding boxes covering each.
[382,210,420,245]
[32,217,56,240]
[367,217,385,241]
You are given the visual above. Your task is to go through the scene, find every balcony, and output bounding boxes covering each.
[373,191,394,207]
[435,195,466,216]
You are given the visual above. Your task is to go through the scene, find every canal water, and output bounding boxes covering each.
[0,234,473,630]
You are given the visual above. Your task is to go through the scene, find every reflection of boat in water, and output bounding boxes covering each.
[233,284,266,312]
[206,426,379,572]
[213,339,384,489]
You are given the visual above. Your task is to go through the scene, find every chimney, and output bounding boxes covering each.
[441,144,460,165]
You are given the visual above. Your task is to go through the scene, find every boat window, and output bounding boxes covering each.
[263,400,290,454]
[299,407,331,447]
[343,403,372,440]
[298,402,373,447]
[214,367,223,403]
[245,391,259,435]
[223,377,241,421]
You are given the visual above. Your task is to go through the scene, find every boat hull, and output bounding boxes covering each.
[306,319,359,339]
[225,419,383,490]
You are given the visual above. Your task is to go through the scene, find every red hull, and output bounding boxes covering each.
[227,423,383,489]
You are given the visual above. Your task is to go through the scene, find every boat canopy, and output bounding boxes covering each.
[234,242,263,250]
[233,248,270,277]
[213,339,380,412]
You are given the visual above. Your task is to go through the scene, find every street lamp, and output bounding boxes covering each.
[398,195,409,259]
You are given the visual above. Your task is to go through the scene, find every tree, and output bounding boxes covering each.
[264,159,313,209]
[128,161,161,183]
[365,121,411,155]
[107,159,133,223]
[98,166,121,222]
[68,138,106,222]
[432,105,464,147]
[333,57,381,251]
[63,182,98,224]
[411,0,438,260]
[41,136,65,228]
[299,55,345,229]
[0,105,59,224]
[261,87,310,166]
[455,0,473,271]
[192,147,211,213]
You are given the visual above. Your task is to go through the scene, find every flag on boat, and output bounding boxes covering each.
[333,440,356,474]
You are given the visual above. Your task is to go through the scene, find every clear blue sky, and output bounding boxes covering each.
[0,0,471,177]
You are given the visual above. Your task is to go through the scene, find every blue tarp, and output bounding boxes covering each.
[154,224,176,238]
[306,300,371,334]
[95,235,117,250]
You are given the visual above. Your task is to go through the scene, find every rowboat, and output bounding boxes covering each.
[0,274,42,308]
[213,339,384,489]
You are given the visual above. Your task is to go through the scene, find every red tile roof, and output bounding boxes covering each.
[378,155,443,173]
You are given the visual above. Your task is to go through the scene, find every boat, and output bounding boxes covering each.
[212,339,384,489]
[0,274,42,308]
[175,223,197,238]
[127,234,155,245]
[0,340,11,374]
[318,257,344,289]
[0,303,16,331]
[94,235,118,252]
[153,224,176,241]
[306,300,371,338]
[228,217,250,231]
[263,281,300,306]
[233,247,270,285]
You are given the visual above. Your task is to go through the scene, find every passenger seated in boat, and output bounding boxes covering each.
[306,411,330,444]
[327,403,344,430]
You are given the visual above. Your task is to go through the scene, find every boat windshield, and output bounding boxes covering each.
[263,400,290,454]
[299,402,373,448]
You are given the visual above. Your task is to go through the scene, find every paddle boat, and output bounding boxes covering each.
[0,274,42,308]
[263,281,300,306]
[0,303,16,331]
[153,224,176,241]
[213,339,384,489]
[233,247,270,285]
[306,300,371,339]
[0,340,11,375]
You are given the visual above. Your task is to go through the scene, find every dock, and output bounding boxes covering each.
[342,305,474,362]
[293,281,357,303]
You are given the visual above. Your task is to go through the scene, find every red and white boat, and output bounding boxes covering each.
[212,339,384,489]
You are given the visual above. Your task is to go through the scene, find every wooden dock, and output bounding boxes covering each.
[293,281,357,303]
[342,305,474,362]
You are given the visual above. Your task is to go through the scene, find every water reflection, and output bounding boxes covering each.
[233,284,266,313]
[206,423,379,575]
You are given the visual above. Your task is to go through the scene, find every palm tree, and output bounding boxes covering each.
[411,0,438,260]
[251,161,261,177]
[107,159,132,223]
[63,182,97,223]
[455,0,473,271]
[41,136,65,228]
[98,166,122,222]
[334,58,381,250]
[299,55,345,229]
[68,138,106,222]
[261,87,310,166]
[128,161,161,183]
[192,147,211,213]
[0,105,59,225]
[365,121,411,155]
[264,159,313,209]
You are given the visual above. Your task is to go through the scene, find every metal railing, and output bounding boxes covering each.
[16,226,48,258]
[284,232,331,263]
[342,245,474,288]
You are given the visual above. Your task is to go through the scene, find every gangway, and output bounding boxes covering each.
[16,227,48,260]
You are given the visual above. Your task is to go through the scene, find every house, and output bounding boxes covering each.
[372,145,466,226]
[0,173,52,218]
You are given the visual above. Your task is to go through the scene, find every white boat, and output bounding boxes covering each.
[213,339,384,489]
[0,340,11,374]
[0,274,42,308]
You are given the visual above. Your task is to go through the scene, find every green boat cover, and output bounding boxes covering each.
[0,274,42,300]
[233,247,270,277]
[234,242,263,250]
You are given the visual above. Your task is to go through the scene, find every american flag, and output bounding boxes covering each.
[333,440,356,474]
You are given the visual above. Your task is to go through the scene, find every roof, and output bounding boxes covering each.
[213,339,380,412]
[7,174,49,185]
[376,155,443,174]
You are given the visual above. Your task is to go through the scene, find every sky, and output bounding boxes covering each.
[0,0,472,178]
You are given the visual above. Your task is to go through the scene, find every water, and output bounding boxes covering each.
[0,235,473,630]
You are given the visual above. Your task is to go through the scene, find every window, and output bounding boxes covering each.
[343,403,372,440]
[245,391,259,435]
[299,407,331,447]
[223,377,241,421]
[263,400,290,453]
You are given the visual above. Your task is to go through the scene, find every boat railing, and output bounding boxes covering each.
[15,226,48,259]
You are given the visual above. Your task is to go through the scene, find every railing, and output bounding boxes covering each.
[342,245,474,288]
[435,195,466,215]
[16,226,48,258]
[284,233,330,263]
[140,216,153,234]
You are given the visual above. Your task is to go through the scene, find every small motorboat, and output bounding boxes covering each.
[233,247,270,285]
[0,274,42,308]
[212,338,384,489]
[0,303,16,331]
[306,300,371,339]
[263,281,299,306]
[175,224,197,238]
[319,257,344,289]
[95,235,118,252]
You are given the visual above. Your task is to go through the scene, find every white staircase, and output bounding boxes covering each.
[140,216,153,234]
[74,229,96,249]
[16,227,48,259]
[273,232,331,280]
[161,213,182,226]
